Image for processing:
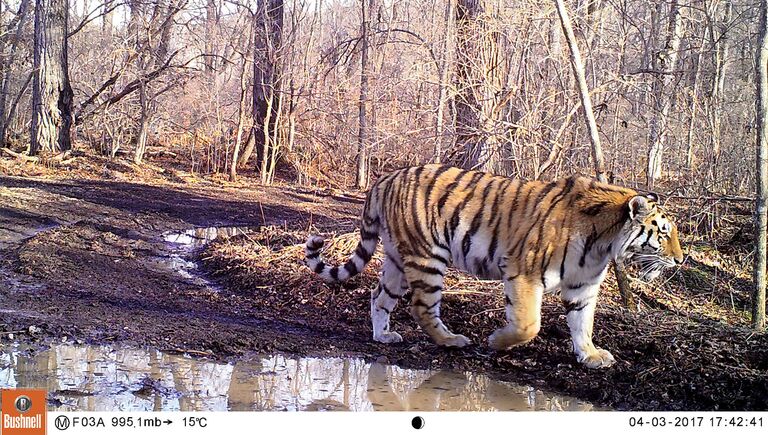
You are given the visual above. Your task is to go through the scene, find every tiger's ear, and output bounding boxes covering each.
[628,195,651,220]
[646,192,659,203]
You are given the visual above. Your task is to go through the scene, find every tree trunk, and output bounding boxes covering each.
[252,0,283,180]
[454,0,502,173]
[230,34,252,182]
[646,0,683,189]
[356,0,373,189]
[687,22,709,170]
[0,0,30,146]
[556,0,635,308]
[204,0,217,73]
[709,0,732,171]
[133,79,149,164]
[554,0,606,183]
[434,0,455,164]
[754,0,768,331]
[30,0,73,155]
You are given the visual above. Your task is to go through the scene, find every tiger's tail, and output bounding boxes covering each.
[305,197,380,282]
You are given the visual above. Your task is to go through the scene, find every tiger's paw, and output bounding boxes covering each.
[439,334,471,348]
[578,348,616,369]
[374,331,403,344]
[487,326,537,350]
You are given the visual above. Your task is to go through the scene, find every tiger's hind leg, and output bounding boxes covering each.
[404,256,471,348]
[370,255,408,344]
[488,276,542,350]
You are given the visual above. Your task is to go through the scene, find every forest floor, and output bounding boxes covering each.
[0,154,767,411]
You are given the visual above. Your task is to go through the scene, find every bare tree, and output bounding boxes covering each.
[355,0,374,189]
[709,0,732,171]
[554,0,606,183]
[754,0,768,331]
[0,0,30,147]
[30,0,73,155]
[646,0,683,189]
[433,0,455,163]
[453,0,503,173]
[556,0,635,308]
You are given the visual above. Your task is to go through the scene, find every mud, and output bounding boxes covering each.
[0,174,766,412]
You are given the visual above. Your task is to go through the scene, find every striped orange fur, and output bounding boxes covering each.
[306,165,683,368]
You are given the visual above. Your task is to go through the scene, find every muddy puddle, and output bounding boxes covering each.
[159,226,258,287]
[0,343,598,412]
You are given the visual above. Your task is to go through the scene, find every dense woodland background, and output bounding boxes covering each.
[0,0,760,190]
[1,0,767,327]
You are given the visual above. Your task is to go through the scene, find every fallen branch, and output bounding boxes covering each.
[145,149,178,158]
[668,195,754,202]
[1,147,38,162]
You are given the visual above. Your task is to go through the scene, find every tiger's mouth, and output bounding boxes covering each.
[624,253,677,281]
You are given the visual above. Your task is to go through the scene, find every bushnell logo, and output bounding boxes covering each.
[1,389,47,435]
[14,395,32,413]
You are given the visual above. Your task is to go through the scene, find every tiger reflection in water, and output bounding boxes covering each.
[365,362,594,411]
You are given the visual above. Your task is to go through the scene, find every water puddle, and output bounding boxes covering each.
[0,343,598,411]
[162,226,257,248]
[159,226,258,288]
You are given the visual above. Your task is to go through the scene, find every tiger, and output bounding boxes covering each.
[305,165,684,369]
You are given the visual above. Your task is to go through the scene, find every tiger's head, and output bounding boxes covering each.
[618,194,684,280]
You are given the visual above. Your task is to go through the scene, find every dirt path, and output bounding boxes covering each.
[0,176,365,359]
[1,175,767,412]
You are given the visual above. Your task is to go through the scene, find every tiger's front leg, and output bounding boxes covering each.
[561,283,615,369]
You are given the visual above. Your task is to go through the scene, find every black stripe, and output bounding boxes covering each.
[306,251,320,260]
[628,226,646,247]
[516,178,575,261]
[430,253,449,265]
[405,261,444,276]
[381,283,402,299]
[355,244,373,263]
[506,184,537,257]
[424,165,454,222]
[579,224,599,267]
[535,181,558,204]
[409,166,427,241]
[487,179,514,262]
[462,178,497,258]
[344,261,358,276]
[582,201,609,216]
[410,279,443,293]
[313,261,326,274]
[641,228,654,249]
[448,172,485,230]
[388,256,405,273]
[563,300,588,314]
[436,169,469,212]
[413,299,440,311]
[361,228,378,240]
[307,239,324,250]
[566,282,586,290]
[560,230,570,280]
[540,245,553,287]
[401,168,430,256]
[504,294,513,306]
[330,267,339,280]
